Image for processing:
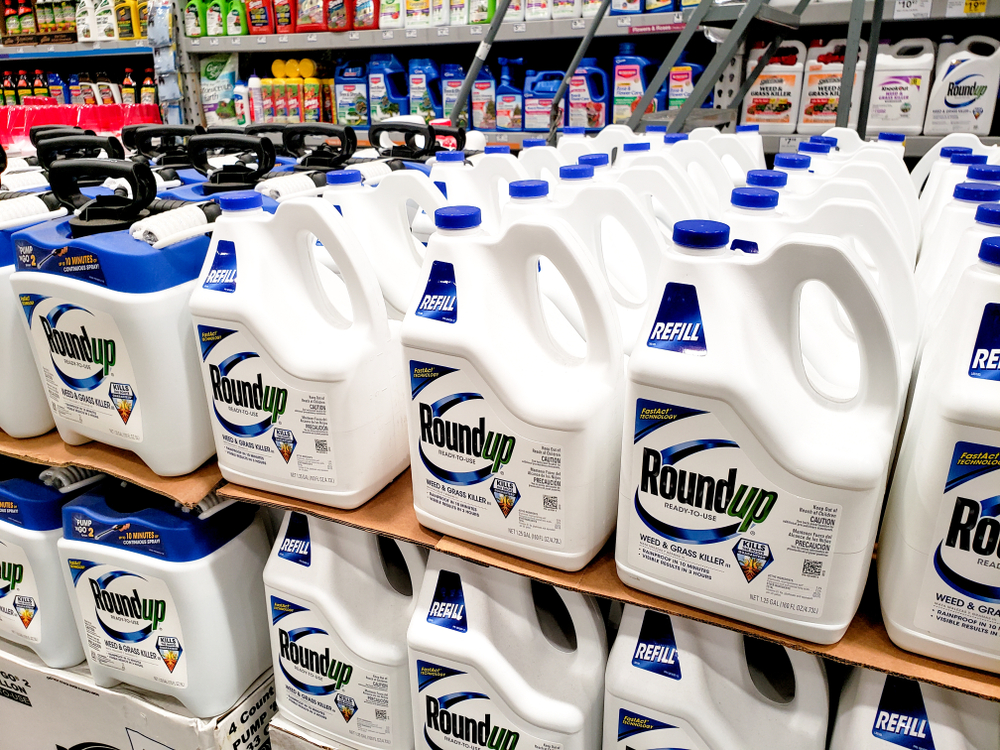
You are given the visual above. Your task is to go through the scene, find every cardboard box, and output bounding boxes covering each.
[0,640,275,750]
[269,713,338,750]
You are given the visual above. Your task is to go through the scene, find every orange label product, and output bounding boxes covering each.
[303,76,321,121]
[271,77,288,122]
[321,77,335,122]
[260,77,275,122]
[285,76,303,122]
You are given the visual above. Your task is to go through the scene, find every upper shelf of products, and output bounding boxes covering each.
[178,0,1000,54]
[0,38,152,60]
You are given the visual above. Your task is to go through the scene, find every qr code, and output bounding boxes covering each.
[543,496,558,511]
[802,559,823,578]
[315,439,329,454]
[375,710,387,721]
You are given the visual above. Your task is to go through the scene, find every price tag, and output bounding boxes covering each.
[210,37,219,45]
[778,135,805,152]
[257,35,267,43]
[495,133,508,141]
[231,36,240,44]
[136,39,146,46]
[946,0,984,14]
[964,0,987,12]
[405,28,418,37]
[571,18,585,28]
[277,34,288,42]
[672,10,683,21]
[512,22,526,31]
[617,16,631,24]
[437,26,450,35]
[348,30,361,39]
[382,29,394,39]
[93,41,102,48]
[306,32,318,41]
[470,25,483,34]
[46,45,55,52]
[893,0,931,18]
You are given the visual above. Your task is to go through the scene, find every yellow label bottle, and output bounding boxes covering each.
[114,0,138,38]
[321,77,335,122]
[137,0,147,34]
[303,76,321,122]
[285,75,303,122]
[271,77,287,123]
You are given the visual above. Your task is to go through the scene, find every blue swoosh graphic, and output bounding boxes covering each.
[437,691,489,709]
[47,303,91,327]
[934,543,1000,603]
[430,392,483,417]
[661,439,739,466]
[218,351,259,377]
[93,570,154,643]
[214,403,273,438]
[280,661,338,696]
[634,492,742,545]
[419,443,492,486]
[287,626,328,642]
[52,354,105,391]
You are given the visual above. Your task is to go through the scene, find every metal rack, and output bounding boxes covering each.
[0,38,152,60]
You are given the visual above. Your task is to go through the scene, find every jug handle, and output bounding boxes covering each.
[784,649,829,715]
[615,166,703,228]
[394,538,429,599]
[373,169,448,230]
[473,158,530,230]
[500,217,622,373]
[276,198,389,341]
[909,133,986,193]
[762,233,900,414]
[566,185,665,310]
[665,141,735,212]
[551,587,607,659]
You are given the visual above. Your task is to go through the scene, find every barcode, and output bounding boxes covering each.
[375,709,387,721]
[543,495,558,511]
[315,439,329,454]
[802,559,823,578]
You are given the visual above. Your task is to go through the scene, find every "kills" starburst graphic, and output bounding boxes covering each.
[156,636,183,673]
[14,595,37,629]
[109,382,137,425]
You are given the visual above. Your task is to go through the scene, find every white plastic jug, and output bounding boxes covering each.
[518,137,568,187]
[924,36,1000,136]
[614,163,704,236]
[797,39,868,134]
[689,126,762,179]
[557,127,595,163]
[321,169,448,320]
[408,552,607,750]
[0,462,103,669]
[617,220,900,644]
[921,153,990,239]
[802,138,915,207]
[867,39,935,135]
[429,151,528,233]
[919,182,1000,276]
[630,137,735,219]
[502,177,665,356]
[401,206,624,571]
[829,668,1000,750]
[740,41,807,135]
[605,604,828,749]
[879,237,1000,673]
[264,511,428,748]
[58,484,271,717]
[591,124,638,159]
[911,136,996,193]
[189,191,409,508]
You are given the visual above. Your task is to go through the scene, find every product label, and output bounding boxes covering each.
[471,80,495,129]
[197,323,337,489]
[68,512,167,556]
[297,0,323,24]
[526,0,547,16]
[469,0,490,21]
[248,0,271,27]
[445,80,468,128]
[274,0,292,26]
[869,73,924,125]
[206,3,223,34]
[327,0,348,28]
[450,0,466,17]
[550,0,575,15]
[272,81,288,121]
[668,67,693,110]
[115,4,136,37]
[426,569,467,631]
[800,71,853,125]
[184,3,201,34]
[643,0,672,11]
[225,5,243,33]
[415,656,563,750]
[269,593,398,744]
[568,74,603,129]
[524,96,563,131]
[431,0,447,23]
[406,0,429,23]
[369,75,396,123]
[969,303,1000,380]
[304,82,321,122]
[121,86,136,105]
[613,63,652,125]
[355,0,374,26]
[611,0,639,11]
[871,676,935,749]
[278,512,312,566]
[926,71,992,133]
[408,358,566,549]
[336,82,368,126]
[18,295,143,442]
[610,706,702,750]
[15,239,106,286]
[496,94,522,130]
[0,540,41,644]
[67,559,187,687]
[631,609,681,680]
[380,0,401,24]
[410,73,438,123]
[743,72,799,125]
[915,440,1000,651]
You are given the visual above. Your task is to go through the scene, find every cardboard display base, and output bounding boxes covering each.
[0,430,223,507]
[219,470,1000,704]
[270,713,340,750]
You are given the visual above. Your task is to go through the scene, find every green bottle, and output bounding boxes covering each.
[225,0,247,34]
[205,0,225,35]
[468,0,494,23]
[183,0,206,36]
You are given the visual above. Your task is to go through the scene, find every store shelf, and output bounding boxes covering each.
[797,0,1000,23]
[219,471,1000,703]
[0,38,152,60]
[763,133,1000,156]
[179,3,799,54]
[0,430,222,507]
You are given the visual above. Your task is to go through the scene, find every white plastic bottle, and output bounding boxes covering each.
[428,151,529,234]
[233,80,249,126]
[58,484,272,717]
[556,127,594,163]
[189,192,409,508]
[408,552,606,750]
[402,207,624,571]
[632,136,736,219]
[867,39,934,135]
[921,153,989,238]
[75,0,97,39]
[919,182,1000,276]
[797,39,867,134]
[605,604,828,749]
[617,220,900,644]
[0,463,103,669]
[264,511,428,747]
[829,668,1000,749]
[518,138,568,187]
[740,40,806,135]
[525,0,550,20]
[924,36,1000,136]
[879,237,1000,673]
[688,127,760,184]
[248,72,265,124]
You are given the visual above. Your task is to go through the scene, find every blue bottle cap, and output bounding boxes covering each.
[746,169,787,188]
[968,164,1000,182]
[736,124,759,133]
[645,124,667,132]
[731,187,778,209]
[798,141,831,154]
[952,153,988,165]
[559,164,594,180]
[663,133,689,144]
[810,135,838,147]
[218,191,263,211]
[509,180,549,198]
[563,127,587,135]
[975,203,1000,226]
[522,138,547,148]
[326,169,363,185]
[485,144,511,154]
[672,219,730,249]
[878,131,905,142]
[774,152,811,169]
[940,146,973,158]
[435,206,482,229]
[623,142,651,152]
[578,153,610,167]
[953,182,1000,202]
[436,151,466,162]
[979,236,1000,266]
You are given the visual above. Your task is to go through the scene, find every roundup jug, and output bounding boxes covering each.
[401,207,624,571]
[518,138,567,186]
[617,220,900,644]
[867,39,934,135]
[189,191,409,508]
[265,512,427,747]
[741,41,805,134]
[0,460,103,668]
[920,182,1000,276]
[428,151,527,234]
[57,483,271,717]
[920,153,990,239]
[408,552,606,750]
[924,36,1000,136]
[10,160,216,477]
[879,237,1000,673]
[829,668,1000,749]
[605,604,828,749]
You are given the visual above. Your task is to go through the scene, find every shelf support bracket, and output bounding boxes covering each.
[836,0,867,127]
[854,0,884,138]
[449,0,515,127]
